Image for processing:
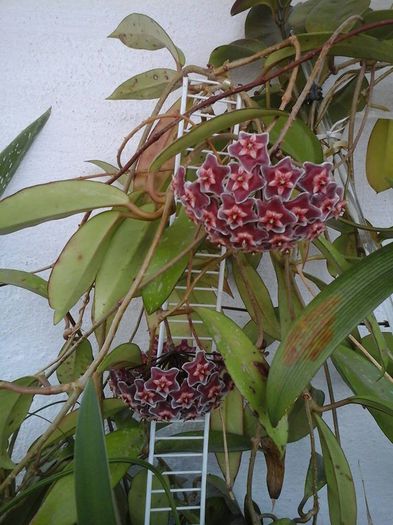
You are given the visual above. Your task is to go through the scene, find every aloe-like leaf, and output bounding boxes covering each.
[0,269,48,298]
[108,13,185,67]
[231,0,276,16]
[94,216,157,320]
[196,307,287,453]
[150,109,322,172]
[267,241,393,426]
[304,0,370,32]
[265,33,393,70]
[97,343,142,372]
[56,339,93,385]
[332,344,393,442]
[0,376,37,469]
[366,119,393,193]
[142,210,199,314]
[74,379,119,525]
[108,68,178,100]
[209,39,264,67]
[49,211,121,324]
[0,108,51,197]
[0,180,129,235]
[315,415,357,525]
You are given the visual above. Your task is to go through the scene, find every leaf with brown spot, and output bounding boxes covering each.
[267,242,393,425]
[260,436,285,499]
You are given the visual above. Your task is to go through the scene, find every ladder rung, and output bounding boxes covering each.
[168,319,203,324]
[151,505,201,512]
[154,452,203,458]
[185,270,219,275]
[168,303,216,308]
[175,286,217,292]
[152,487,201,494]
[171,336,212,340]
[195,252,221,258]
[155,435,204,441]
[186,147,230,156]
[160,470,202,476]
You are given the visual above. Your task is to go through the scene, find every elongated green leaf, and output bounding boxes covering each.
[151,109,322,171]
[267,241,393,425]
[287,387,324,443]
[315,415,357,525]
[366,119,393,193]
[56,339,93,384]
[75,379,119,525]
[233,254,280,340]
[128,469,169,525]
[245,5,281,44]
[108,68,178,100]
[328,77,368,124]
[332,345,393,442]
[31,428,145,525]
[49,211,121,324]
[304,452,326,500]
[142,210,198,314]
[0,269,48,298]
[0,376,37,469]
[265,33,393,70]
[361,332,393,376]
[231,0,276,15]
[363,9,393,39]
[108,13,185,67]
[196,307,287,453]
[0,180,129,235]
[304,0,370,32]
[288,0,321,33]
[0,108,51,196]
[209,39,263,67]
[94,216,157,320]
[97,343,142,372]
[86,160,117,173]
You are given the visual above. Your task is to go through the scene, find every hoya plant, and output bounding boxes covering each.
[1,1,393,524]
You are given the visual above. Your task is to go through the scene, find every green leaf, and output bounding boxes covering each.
[366,119,393,193]
[304,0,370,32]
[288,0,321,33]
[0,376,37,469]
[150,109,323,172]
[267,241,393,425]
[209,39,264,67]
[74,379,119,525]
[195,307,287,453]
[328,77,368,124]
[315,415,357,525]
[0,108,51,197]
[128,469,169,525]
[142,210,198,314]
[86,160,118,173]
[304,452,326,500]
[265,33,393,70]
[231,0,276,16]
[31,428,145,525]
[155,430,250,454]
[108,68,178,100]
[232,254,281,340]
[49,211,121,324]
[363,10,393,39]
[360,332,393,376]
[287,387,325,443]
[245,5,282,45]
[271,520,296,524]
[56,339,93,384]
[97,343,142,372]
[94,216,157,320]
[108,13,185,67]
[0,269,48,298]
[0,180,129,235]
[332,345,393,442]
[326,232,357,277]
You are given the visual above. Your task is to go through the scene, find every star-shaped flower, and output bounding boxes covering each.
[197,153,230,195]
[134,378,163,405]
[144,367,180,396]
[181,181,210,218]
[294,221,326,241]
[200,199,228,234]
[172,166,186,198]
[285,193,322,226]
[263,157,303,201]
[268,231,296,252]
[226,163,265,203]
[298,162,333,194]
[228,132,270,171]
[217,194,257,229]
[171,381,196,409]
[230,224,268,251]
[149,402,179,421]
[312,182,341,219]
[257,196,297,233]
[183,351,215,386]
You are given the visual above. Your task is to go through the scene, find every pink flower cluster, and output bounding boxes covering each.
[109,340,233,422]
[173,132,345,252]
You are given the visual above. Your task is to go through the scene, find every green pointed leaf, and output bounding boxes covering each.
[195,307,287,453]
[304,0,370,32]
[97,343,142,372]
[0,108,51,197]
[233,254,281,340]
[315,415,357,525]
[56,339,93,384]
[304,452,326,500]
[360,332,393,376]
[0,269,48,298]
[128,469,169,525]
[287,387,325,443]
[245,5,282,44]
[94,216,157,320]
[74,379,119,525]
[108,13,185,67]
[328,77,368,124]
[288,0,321,33]
[108,68,178,100]
[86,160,118,173]
[142,210,199,314]
[0,376,37,469]
[150,109,322,172]
[231,0,277,16]
[267,242,393,426]
[209,39,264,67]
[0,180,129,235]
[332,345,393,442]
[49,211,121,324]
[363,10,393,39]
[366,119,393,193]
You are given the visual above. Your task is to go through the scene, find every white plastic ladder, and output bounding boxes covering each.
[144,76,242,525]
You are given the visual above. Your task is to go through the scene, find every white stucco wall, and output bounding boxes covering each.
[1,1,393,523]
